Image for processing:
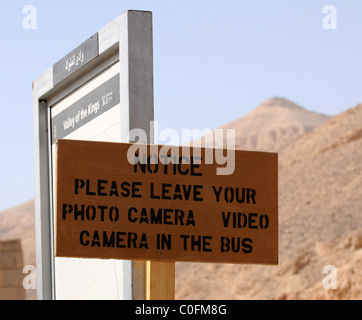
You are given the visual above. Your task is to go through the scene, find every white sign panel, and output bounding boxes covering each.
[33,10,154,300]
[51,62,133,300]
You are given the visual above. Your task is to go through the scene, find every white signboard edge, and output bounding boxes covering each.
[32,10,154,300]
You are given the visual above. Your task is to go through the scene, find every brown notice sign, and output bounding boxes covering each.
[55,139,278,265]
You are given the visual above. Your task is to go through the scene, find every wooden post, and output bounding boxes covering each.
[146,262,175,300]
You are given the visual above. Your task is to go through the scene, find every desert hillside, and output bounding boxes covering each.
[0,200,35,267]
[1,98,361,300]
[0,200,36,300]
[177,102,362,300]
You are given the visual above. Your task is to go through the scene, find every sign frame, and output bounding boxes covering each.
[33,10,154,300]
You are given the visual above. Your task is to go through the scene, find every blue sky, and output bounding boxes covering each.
[0,0,361,211]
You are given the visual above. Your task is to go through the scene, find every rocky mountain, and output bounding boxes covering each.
[207,97,331,152]
[177,103,362,300]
